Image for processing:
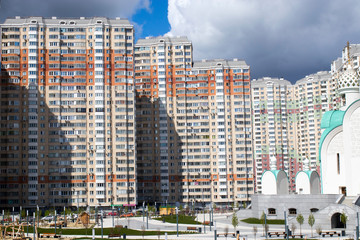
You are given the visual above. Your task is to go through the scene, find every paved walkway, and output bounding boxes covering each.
[25,212,356,240]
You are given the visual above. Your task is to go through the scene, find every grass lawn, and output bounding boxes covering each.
[24,226,191,236]
[241,218,285,224]
[153,214,202,225]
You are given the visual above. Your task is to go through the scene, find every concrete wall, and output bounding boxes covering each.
[251,194,341,219]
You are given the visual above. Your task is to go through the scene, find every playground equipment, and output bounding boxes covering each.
[0,221,31,240]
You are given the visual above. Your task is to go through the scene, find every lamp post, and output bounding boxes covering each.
[284,209,289,240]
[12,206,14,222]
[54,210,57,236]
[264,210,267,239]
[26,210,29,237]
[33,212,36,240]
[63,206,66,225]
[112,205,114,227]
[176,207,179,237]
[209,203,214,232]
[37,205,39,229]
[2,210,4,224]
[214,221,217,240]
[20,206,22,223]
[143,202,145,222]
[356,208,359,240]
[202,189,205,234]
[101,210,103,239]
[146,206,149,229]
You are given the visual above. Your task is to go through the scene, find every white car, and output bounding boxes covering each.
[41,216,53,221]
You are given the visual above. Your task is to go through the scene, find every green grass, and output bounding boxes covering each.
[153,214,202,224]
[24,227,192,236]
[241,218,285,224]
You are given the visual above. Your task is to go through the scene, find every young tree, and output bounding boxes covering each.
[260,211,266,236]
[231,213,239,233]
[296,214,304,235]
[253,226,258,240]
[141,225,146,239]
[291,223,296,236]
[224,225,229,240]
[308,213,315,237]
[340,212,348,229]
[316,225,322,237]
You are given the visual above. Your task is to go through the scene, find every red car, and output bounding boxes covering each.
[107,212,118,216]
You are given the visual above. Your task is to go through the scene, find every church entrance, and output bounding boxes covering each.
[331,213,345,229]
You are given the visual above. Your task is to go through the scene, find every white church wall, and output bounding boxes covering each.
[322,127,344,194]
[344,102,360,196]
[262,171,277,195]
[296,172,310,194]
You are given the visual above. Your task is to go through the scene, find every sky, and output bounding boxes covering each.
[1,0,360,82]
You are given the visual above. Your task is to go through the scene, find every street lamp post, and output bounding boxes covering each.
[284,210,289,240]
[214,221,217,240]
[202,189,205,234]
[54,210,57,236]
[143,202,145,222]
[37,205,39,229]
[12,207,14,222]
[356,209,359,240]
[264,210,267,239]
[112,205,114,227]
[101,210,103,239]
[146,206,149,229]
[26,210,29,237]
[63,206,66,225]
[20,206,22,224]
[33,212,36,240]
[209,204,212,231]
[2,210,4,224]
[176,207,179,237]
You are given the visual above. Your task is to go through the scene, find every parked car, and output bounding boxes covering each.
[120,212,134,218]
[107,212,118,216]
[41,216,53,221]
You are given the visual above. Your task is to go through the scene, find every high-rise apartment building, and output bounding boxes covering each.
[251,77,293,193]
[0,17,136,208]
[135,36,253,206]
[251,72,336,193]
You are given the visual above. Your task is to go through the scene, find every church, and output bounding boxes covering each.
[320,43,360,197]
[246,44,360,233]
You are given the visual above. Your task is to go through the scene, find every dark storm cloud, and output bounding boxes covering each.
[168,0,360,82]
[0,0,150,22]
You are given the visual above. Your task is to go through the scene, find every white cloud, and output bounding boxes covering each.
[167,0,360,81]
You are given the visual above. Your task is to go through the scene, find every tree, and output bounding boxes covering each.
[224,226,229,240]
[231,213,239,233]
[141,225,146,239]
[291,223,296,236]
[296,214,304,235]
[316,225,322,237]
[260,211,267,236]
[340,212,348,229]
[308,213,315,237]
[253,226,258,240]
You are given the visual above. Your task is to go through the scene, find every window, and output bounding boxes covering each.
[310,208,319,213]
[288,208,297,215]
[268,208,276,215]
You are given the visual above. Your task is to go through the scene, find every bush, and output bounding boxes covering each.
[241,218,285,225]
